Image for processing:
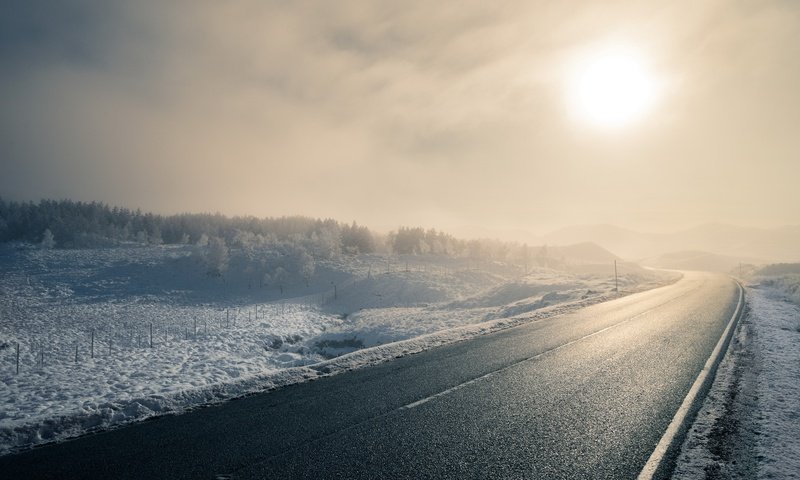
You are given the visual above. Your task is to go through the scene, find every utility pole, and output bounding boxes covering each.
[614,260,618,292]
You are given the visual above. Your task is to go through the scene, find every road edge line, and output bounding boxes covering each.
[637,279,745,480]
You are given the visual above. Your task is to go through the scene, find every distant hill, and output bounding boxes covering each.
[542,225,659,260]
[642,250,761,273]
[541,223,800,263]
[552,242,620,265]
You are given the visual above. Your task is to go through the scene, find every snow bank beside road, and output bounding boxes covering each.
[674,278,800,479]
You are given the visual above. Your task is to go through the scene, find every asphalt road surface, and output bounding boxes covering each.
[0,271,739,479]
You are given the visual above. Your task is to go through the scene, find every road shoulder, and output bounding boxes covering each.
[673,285,800,479]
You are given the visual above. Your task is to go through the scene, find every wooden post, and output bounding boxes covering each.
[75,343,79,363]
[90,329,95,358]
[149,323,153,348]
[15,343,20,374]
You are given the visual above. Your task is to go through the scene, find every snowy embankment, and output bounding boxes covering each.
[674,271,800,479]
[0,244,672,455]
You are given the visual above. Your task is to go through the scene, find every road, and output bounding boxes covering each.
[0,271,740,479]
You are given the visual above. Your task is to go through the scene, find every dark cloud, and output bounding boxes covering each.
[0,0,123,69]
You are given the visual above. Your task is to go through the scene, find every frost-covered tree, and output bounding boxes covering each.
[205,236,229,277]
[520,243,530,273]
[135,230,148,244]
[536,245,550,268]
[341,221,374,254]
[40,228,55,249]
[310,228,340,260]
[196,233,209,247]
[272,266,287,294]
[149,226,163,245]
[298,252,315,286]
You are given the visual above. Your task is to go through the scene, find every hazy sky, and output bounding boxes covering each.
[2,0,799,235]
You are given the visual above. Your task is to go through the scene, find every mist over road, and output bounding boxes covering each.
[0,272,739,479]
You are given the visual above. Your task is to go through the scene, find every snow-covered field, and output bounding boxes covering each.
[0,243,670,454]
[674,273,800,479]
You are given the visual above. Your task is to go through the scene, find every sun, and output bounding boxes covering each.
[566,46,658,128]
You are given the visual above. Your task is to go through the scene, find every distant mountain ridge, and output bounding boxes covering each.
[641,250,762,273]
[541,223,800,263]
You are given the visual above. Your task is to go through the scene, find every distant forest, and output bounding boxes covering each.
[0,198,531,262]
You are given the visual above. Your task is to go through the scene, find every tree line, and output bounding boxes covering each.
[0,198,376,254]
[0,198,549,266]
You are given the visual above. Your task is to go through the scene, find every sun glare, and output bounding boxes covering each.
[567,46,658,128]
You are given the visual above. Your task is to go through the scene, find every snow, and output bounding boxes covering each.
[0,243,672,455]
[674,275,800,479]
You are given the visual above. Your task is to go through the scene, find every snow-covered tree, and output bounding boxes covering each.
[299,252,315,286]
[196,233,209,247]
[135,230,148,244]
[148,226,163,245]
[272,267,287,294]
[309,225,341,260]
[40,228,55,249]
[205,236,229,277]
[341,221,375,254]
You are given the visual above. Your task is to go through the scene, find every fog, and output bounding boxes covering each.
[1,0,799,235]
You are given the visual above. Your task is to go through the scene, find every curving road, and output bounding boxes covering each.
[0,271,740,479]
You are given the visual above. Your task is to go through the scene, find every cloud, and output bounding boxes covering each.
[1,0,799,232]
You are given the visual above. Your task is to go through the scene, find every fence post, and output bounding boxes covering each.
[15,343,20,374]
[150,323,153,348]
[90,329,94,359]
